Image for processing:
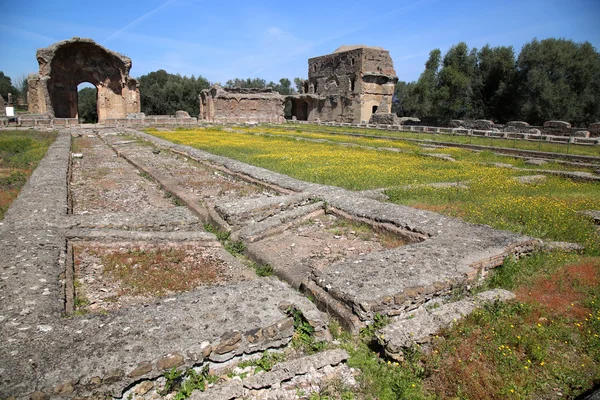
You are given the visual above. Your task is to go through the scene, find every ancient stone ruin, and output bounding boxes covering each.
[199,84,285,123]
[288,45,398,123]
[27,37,140,122]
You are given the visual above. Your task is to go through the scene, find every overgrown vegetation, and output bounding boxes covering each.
[203,223,246,256]
[152,126,600,398]
[152,128,600,252]
[92,245,222,296]
[268,123,600,158]
[0,130,57,219]
[161,365,217,399]
[287,307,327,354]
[237,351,285,374]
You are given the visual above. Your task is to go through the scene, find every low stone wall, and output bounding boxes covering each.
[287,120,600,146]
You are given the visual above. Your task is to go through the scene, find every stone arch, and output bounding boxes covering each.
[28,37,140,122]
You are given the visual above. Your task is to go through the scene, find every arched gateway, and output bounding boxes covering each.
[27,37,140,122]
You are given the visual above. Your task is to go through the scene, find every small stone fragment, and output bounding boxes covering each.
[156,353,184,371]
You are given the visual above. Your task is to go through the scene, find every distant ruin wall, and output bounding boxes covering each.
[199,85,285,124]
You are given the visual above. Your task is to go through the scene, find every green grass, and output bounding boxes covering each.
[274,123,600,158]
[386,175,600,254]
[0,130,57,219]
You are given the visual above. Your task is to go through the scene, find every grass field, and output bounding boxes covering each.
[272,123,600,158]
[0,130,57,219]
[149,126,600,399]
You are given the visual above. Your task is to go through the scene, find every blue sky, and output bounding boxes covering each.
[1,0,599,86]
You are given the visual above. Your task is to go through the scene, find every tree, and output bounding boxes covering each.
[224,78,266,89]
[392,81,418,117]
[78,87,98,123]
[225,77,296,95]
[475,45,517,122]
[0,72,17,101]
[138,70,210,116]
[411,49,441,119]
[435,42,479,121]
[13,74,29,104]
[516,38,600,126]
[277,78,294,95]
[294,77,304,93]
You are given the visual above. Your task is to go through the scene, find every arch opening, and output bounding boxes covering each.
[28,38,140,121]
[77,82,98,123]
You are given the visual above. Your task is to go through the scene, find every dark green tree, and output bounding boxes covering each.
[392,81,418,117]
[411,49,441,119]
[138,70,210,116]
[224,78,267,89]
[435,42,479,121]
[516,38,600,126]
[78,87,98,123]
[0,72,17,101]
[293,77,304,93]
[475,45,517,122]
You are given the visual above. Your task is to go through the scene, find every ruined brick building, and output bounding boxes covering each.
[24,39,396,126]
[198,45,398,125]
[288,45,398,124]
[27,37,140,122]
[199,85,285,123]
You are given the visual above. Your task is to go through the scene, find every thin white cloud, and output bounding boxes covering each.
[103,0,178,44]
[0,25,57,44]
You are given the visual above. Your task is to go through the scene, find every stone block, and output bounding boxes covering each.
[573,130,590,138]
[544,120,571,129]
[506,120,530,128]
[156,353,184,371]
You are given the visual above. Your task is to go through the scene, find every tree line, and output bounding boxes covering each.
[393,38,600,127]
[79,71,302,122]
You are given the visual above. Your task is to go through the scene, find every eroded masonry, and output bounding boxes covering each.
[197,45,399,125]
[27,37,140,122]
[288,45,398,124]
[199,85,285,123]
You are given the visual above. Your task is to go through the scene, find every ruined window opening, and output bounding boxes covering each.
[372,105,378,114]
[291,99,309,121]
[350,78,355,92]
[350,58,355,66]
[76,82,98,124]
[314,82,318,93]
[313,64,317,73]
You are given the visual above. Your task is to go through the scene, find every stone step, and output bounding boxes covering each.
[215,193,314,227]
[376,289,515,361]
[186,349,349,400]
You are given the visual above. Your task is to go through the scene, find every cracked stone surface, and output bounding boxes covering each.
[377,289,516,361]
[1,126,543,398]
[0,129,328,399]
